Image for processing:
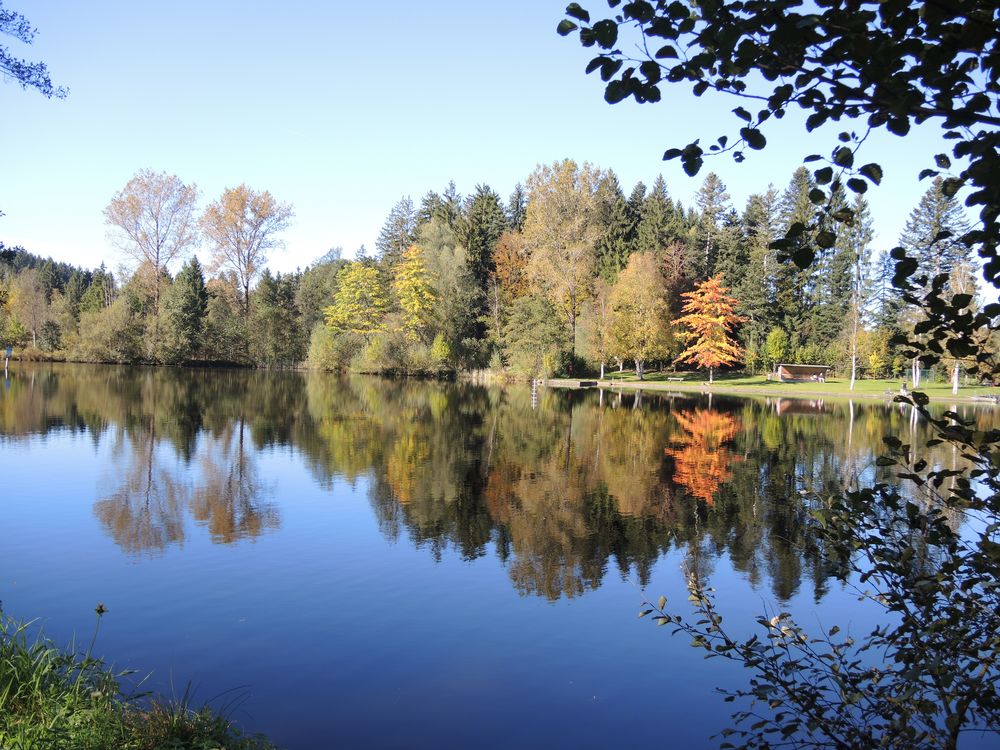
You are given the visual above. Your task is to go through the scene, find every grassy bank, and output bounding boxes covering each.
[547,371,1000,402]
[0,609,276,750]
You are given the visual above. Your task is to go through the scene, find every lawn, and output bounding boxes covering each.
[567,370,1000,400]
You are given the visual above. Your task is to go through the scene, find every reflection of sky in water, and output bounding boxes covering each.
[0,364,996,749]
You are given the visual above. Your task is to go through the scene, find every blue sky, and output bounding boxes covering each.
[1,1,959,276]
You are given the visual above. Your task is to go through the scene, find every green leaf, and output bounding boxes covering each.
[740,127,766,150]
[792,247,815,269]
[816,230,836,248]
[557,19,578,36]
[565,3,590,22]
[640,60,661,83]
[605,80,628,104]
[941,178,961,197]
[847,178,868,194]
[858,163,883,185]
[682,155,703,176]
[733,106,752,122]
[592,18,619,47]
[833,146,854,168]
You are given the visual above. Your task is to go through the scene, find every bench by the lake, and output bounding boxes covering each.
[666,377,684,382]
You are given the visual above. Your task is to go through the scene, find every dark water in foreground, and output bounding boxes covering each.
[0,364,993,748]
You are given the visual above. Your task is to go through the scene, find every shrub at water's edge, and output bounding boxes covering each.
[0,608,277,750]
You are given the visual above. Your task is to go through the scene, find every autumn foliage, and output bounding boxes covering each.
[675,274,746,382]
[664,408,743,505]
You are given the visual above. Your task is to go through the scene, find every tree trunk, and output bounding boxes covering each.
[849,308,858,392]
[636,360,644,380]
[912,358,921,388]
[709,366,714,384]
[952,362,960,395]
[600,361,605,379]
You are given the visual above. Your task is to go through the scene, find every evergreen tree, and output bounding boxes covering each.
[735,189,780,350]
[64,270,87,322]
[416,190,443,228]
[713,208,747,292]
[899,176,974,298]
[249,270,305,366]
[296,254,346,333]
[625,181,647,234]
[375,197,417,269]
[79,264,116,313]
[440,180,464,230]
[871,248,903,334]
[636,175,672,256]
[898,177,974,387]
[160,257,208,364]
[775,168,816,345]
[458,184,507,291]
[809,183,854,347]
[692,172,732,279]
[507,183,528,232]
[416,181,464,232]
[593,171,633,282]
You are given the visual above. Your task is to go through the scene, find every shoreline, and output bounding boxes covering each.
[541,378,1000,405]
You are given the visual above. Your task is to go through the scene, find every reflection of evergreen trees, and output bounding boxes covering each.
[2,364,987,599]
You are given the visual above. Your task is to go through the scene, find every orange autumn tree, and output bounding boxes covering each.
[675,274,745,383]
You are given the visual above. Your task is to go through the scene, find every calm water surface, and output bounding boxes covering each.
[0,364,993,748]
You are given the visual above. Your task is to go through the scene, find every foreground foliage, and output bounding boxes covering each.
[0,609,276,750]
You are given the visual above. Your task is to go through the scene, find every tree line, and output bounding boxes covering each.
[0,162,980,380]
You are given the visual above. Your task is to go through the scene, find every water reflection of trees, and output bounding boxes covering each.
[4,364,991,598]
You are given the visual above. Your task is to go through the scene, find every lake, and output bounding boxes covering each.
[0,364,993,748]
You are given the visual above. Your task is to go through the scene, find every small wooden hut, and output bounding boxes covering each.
[775,364,831,383]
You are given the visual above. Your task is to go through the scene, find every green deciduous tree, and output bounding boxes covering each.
[503,294,566,377]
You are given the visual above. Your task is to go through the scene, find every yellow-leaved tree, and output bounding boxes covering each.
[605,252,671,380]
[392,245,436,342]
[675,274,745,383]
[324,263,389,341]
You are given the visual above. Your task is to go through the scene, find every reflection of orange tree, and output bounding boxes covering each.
[665,409,742,505]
